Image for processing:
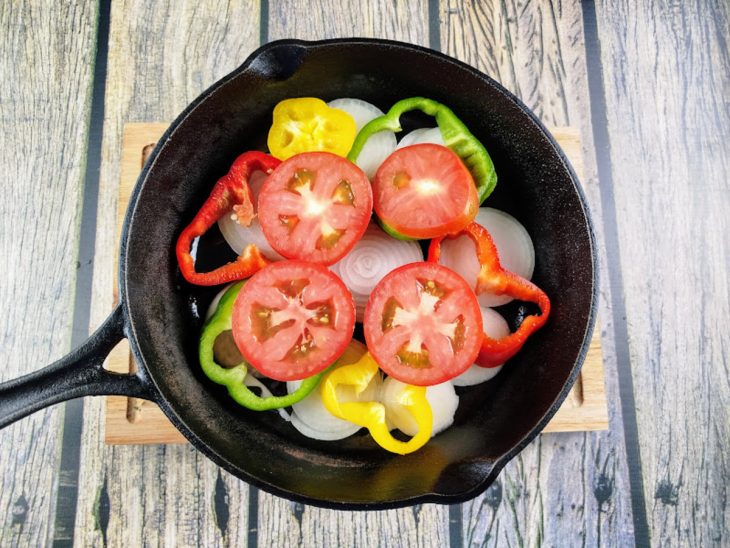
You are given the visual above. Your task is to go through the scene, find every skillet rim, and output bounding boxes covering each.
[119,37,599,509]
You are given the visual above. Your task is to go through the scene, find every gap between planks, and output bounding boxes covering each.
[103,122,608,444]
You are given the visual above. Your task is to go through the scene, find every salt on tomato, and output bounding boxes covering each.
[231,261,356,381]
[372,144,478,239]
[363,262,483,386]
[257,152,373,265]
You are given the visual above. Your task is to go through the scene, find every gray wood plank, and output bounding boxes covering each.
[595,0,730,545]
[72,1,260,546]
[268,0,429,44]
[440,1,636,545]
[0,2,98,545]
[257,2,450,547]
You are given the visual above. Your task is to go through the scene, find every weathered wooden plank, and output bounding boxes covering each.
[267,0,429,45]
[0,2,98,545]
[595,0,730,545]
[257,2,450,546]
[73,1,261,546]
[441,0,636,545]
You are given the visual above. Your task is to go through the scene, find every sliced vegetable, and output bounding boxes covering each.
[320,352,432,455]
[437,208,536,307]
[200,282,324,410]
[348,97,497,203]
[205,283,234,322]
[429,223,551,368]
[453,307,510,386]
[176,151,281,286]
[382,377,458,436]
[474,208,535,306]
[329,222,423,321]
[218,170,284,261]
[395,127,444,149]
[372,144,478,239]
[328,98,396,179]
[363,262,483,386]
[287,340,381,441]
[231,261,356,381]
[243,375,291,421]
[257,152,373,265]
[267,97,357,160]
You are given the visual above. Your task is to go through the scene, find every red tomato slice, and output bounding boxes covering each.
[372,144,478,239]
[363,262,483,386]
[257,152,373,265]
[231,261,356,381]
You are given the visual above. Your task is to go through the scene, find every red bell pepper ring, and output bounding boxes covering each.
[176,151,281,286]
[428,222,551,367]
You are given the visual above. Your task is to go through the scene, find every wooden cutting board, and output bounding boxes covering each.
[104,123,608,444]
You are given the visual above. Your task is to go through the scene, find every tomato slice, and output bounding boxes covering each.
[363,262,483,386]
[232,261,355,381]
[372,144,478,239]
[257,152,373,265]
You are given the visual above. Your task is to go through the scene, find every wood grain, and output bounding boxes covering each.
[595,0,730,544]
[0,2,98,545]
[267,0,429,45]
[103,124,608,444]
[72,2,261,546]
[441,1,636,545]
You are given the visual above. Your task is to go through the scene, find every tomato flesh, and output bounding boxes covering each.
[363,262,483,386]
[258,152,373,265]
[372,144,478,239]
[232,261,355,381]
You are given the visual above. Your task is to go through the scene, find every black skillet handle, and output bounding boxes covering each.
[0,304,153,429]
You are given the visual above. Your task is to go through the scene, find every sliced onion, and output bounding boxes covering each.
[286,341,381,441]
[328,98,383,130]
[437,207,535,307]
[382,377,458,437]
[217,171,284,261]
[329,223,423,321]
[204,283,233,321]
[395,127,444,149]
[453,307,511,386]
[474,208,535,306]
[244,374,291,421]
[328,98,396,179]
[437,232,481,294]
[289,413,359,441]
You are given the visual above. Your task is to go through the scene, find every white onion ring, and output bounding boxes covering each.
[244,374,291,421]
[329,223,423,321]
[474,208,535,306]
[381,378,458,436]
[328,98,396,179]
[217,171,284,261]
[204,283,233,322]
[453,308,511,386]
[287,378,362,441]
[437,207,535,307]
[289,412,360,441]
[395,127,444,149]
[286,341,381,441]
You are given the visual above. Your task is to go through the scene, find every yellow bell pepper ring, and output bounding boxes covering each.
[267,97,357,160]
[321,353,433,455]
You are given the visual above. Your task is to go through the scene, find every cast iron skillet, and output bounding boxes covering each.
[0,38,597,509]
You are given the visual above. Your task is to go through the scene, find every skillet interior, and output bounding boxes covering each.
[121,39,596,507]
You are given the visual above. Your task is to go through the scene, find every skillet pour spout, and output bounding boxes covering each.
[0,38,598,509]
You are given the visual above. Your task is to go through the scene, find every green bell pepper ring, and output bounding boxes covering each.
[347,97,497,204]
[200,282,325,411]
